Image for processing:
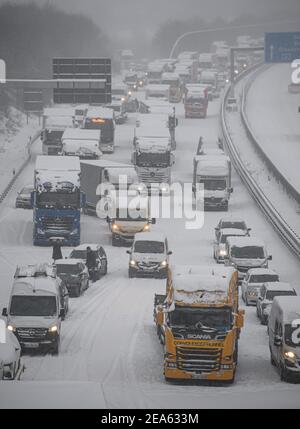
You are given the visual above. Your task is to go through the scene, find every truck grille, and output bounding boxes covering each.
[138,261,159,268]
[204,197,223,204]
[42,216,74,232]
[16,327,48,339]
[236,266,250,273]
[176,346,221,374]
[139,172,168,183]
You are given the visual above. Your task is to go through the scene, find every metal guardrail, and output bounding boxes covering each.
[221,66,300,259]
[0,129,41,204]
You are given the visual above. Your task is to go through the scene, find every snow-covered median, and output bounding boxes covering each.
[0,108,40,196]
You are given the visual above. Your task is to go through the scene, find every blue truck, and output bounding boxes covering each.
[32,156,85,246]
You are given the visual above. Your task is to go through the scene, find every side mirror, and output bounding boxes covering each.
[274,335,282,347]
[59,309,65,319]
[2,308,8,317]
[167,251,172,255]
[268,255,272,261]
[247,228,252,232]
[30,191,35,207]
[151,218,156,225]
[80,192,86,208]
[126,250,132,255]
[230,187,233,193]
[106,216,111,224]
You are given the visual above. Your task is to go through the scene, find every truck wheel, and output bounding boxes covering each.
[280,364,288,382]
[261,316,267,325]
[74,285,81,297]
[51,338,60,356]
[112,235,119,247]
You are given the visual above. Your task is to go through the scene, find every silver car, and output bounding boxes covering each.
[241,268,279,306]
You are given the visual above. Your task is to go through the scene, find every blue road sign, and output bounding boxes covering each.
[265,32,300,63]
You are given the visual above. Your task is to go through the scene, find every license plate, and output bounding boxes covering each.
[192,373,206,380]
[24,342,39,349]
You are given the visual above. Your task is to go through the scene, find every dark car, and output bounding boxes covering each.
[68,244,108,280]
[55,259,89,297]
[15,185,34,209]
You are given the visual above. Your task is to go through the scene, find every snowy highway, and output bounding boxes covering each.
[1,88,300,408]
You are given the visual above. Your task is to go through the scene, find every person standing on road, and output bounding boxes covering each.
[86,246,97,282]
[52,239,63,262]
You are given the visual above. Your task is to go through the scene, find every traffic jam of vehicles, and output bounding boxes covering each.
[1,35,300,395]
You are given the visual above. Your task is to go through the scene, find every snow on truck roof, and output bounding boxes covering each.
[227,237,265,248]
[136,137,170,152]
[195,155,230,176]
[220,228,247,236]
[106,167,138,184]
[80,159,131,168]
[35,156,80,171]
[62,129,100,141]
[173,274,231,305]
[272,296,300,323]
[172,265,236,279]
[86,107,114,119]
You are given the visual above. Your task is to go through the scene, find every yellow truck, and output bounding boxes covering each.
[154,265,244,383]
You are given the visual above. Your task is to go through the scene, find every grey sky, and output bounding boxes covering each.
[2,0,300,39]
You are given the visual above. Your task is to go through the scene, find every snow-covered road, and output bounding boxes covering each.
[0,92,300,408]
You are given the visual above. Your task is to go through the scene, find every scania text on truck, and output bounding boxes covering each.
[41,107,75,155]
[193,154,232,210]
[80,159,139,215]
[32,156,85,246]
[84,107,115,153]
[154,265,244,383]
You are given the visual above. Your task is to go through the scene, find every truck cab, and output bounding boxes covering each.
[132,137,174,193]
[193,154,232,210]
[184,90,208,118]
[84,107,115,153]
[154,265,244,383]
[61,129,102,160]
[32,156,84,246]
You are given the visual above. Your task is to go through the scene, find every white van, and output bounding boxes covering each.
[2,268,65,355]
[225,237,272,281]
[268,296,300,382]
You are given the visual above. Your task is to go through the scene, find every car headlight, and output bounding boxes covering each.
[160,260,167,267]
[284,351,296,359]
[7,325,16,332]
[49,325,58,333]
[219,249,227,256]
[143,224,150,232]
[112,223,119,231]
[139,81,143,85]
[130,260,136,266]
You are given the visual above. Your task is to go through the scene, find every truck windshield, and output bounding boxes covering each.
[266,291,296,300]
[134,241,164,253]
[284,324,300,347]
[56,264,81,275]
[170,307,232,332]
[44,130,63,144]
[231,246,265,259]
[37,192,80,209]
[250,274,279,283]
[136,152,170,168]
[10,296,57,317]
[199,179,226,191]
